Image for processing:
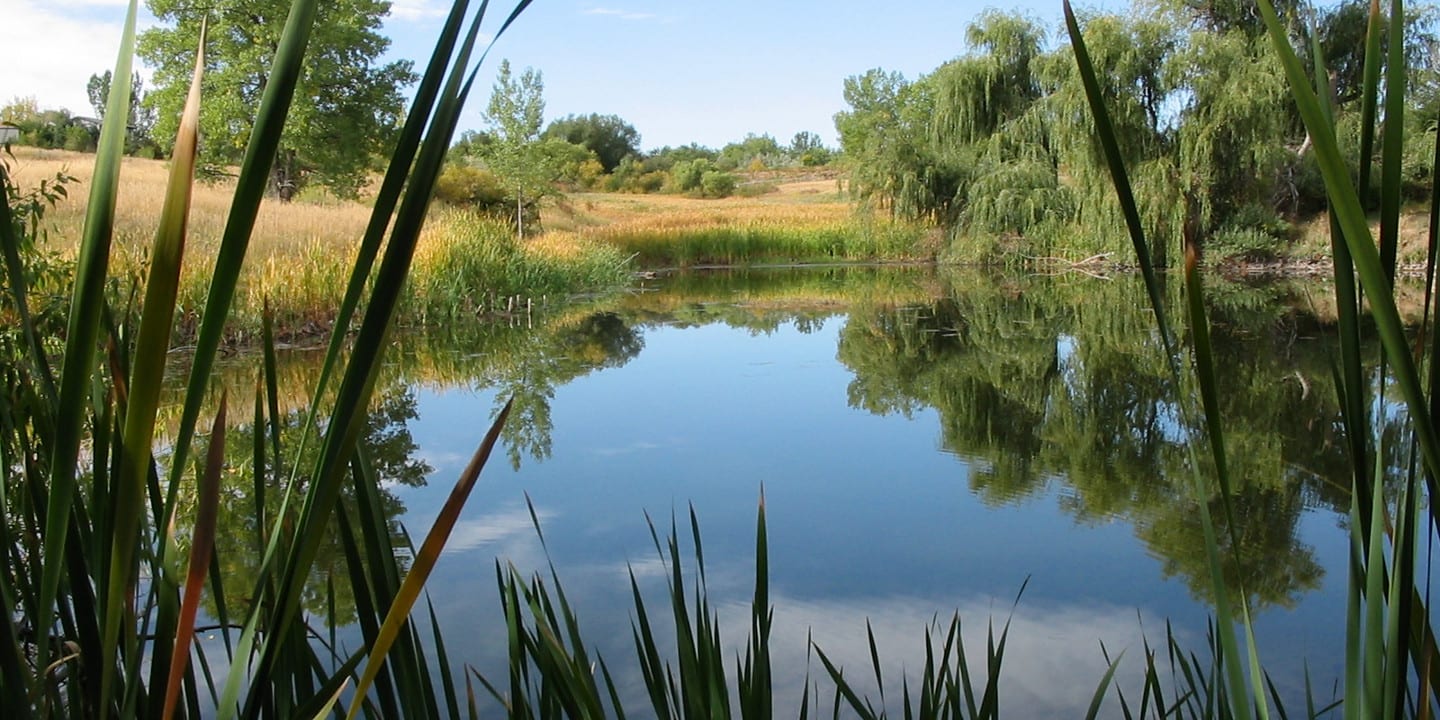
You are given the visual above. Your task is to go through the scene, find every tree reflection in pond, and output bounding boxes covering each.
[186,267,1383,625]
[834,273,1349,609]
[201,387,431,625]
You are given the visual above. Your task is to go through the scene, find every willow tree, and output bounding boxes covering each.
[1043,10,1185,264]
[930,12,1072,242]
[139,0,415,199]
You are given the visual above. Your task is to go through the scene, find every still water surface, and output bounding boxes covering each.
[216,266,1359,715]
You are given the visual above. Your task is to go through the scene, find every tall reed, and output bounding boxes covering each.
[0,0,533,716]
[1067,0,1440,715]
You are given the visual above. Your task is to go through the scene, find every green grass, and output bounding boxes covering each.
[404,208,630,324]
[600,220,932,268]
[0,0,534,716]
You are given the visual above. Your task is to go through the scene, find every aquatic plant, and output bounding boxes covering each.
[0,0,532,715]
[1067,0,1440,715]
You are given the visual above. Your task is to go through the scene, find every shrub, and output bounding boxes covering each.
[667,158,711,193]
[62,123,97,152]
[434,163,510,214]
[701,169,737,198]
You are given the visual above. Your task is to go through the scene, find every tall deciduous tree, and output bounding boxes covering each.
[482,60,558,237]
[87,70,158,155]
[138,0,415,199]
[543,113,640,173]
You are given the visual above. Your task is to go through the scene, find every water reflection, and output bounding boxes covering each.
[200,386,430,624]
[831,277,1343,609]
[190,266,1363,676]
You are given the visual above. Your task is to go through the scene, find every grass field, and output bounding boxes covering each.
[543,175,935,267]
[7,148,930,338]
[7,147,630,339]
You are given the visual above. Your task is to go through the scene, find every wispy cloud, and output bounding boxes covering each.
[439,504,556,554]
[584,7,658,21]
[388,0,449,22]
[2,1,153,115]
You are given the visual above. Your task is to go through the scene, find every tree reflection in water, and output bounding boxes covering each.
[189,267,1382,621]
[834,273,1354,609]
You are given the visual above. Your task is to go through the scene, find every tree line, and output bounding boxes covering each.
[10,0,1427,261]
[836,0,1439,264]
[434,59,836,233]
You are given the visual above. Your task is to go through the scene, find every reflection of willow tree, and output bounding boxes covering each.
[195,386,431,625]
[837,272,1348,609]
[1144,484,1322,610]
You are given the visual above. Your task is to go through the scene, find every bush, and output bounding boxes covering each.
[62,124,97,152]
[1206,227,1281,264]
[667,158,711,193]
[434,163,510,210]
[736,181,778,198]
[700,170,737,198]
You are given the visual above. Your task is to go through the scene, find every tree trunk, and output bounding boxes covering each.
[271,149,298,202]
[516,185,524,240]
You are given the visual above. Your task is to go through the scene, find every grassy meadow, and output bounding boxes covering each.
[7,147,630,340]
[8,148,935,340]
[544,176,937,267]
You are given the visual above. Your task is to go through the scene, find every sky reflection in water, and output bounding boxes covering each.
[384,270,1351,715]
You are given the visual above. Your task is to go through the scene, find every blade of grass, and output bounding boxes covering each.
[1378,0,1406,283]
[1066,4,1260,717]
[106,29,205,713]
[343,399,512,720]
[1086,649,1126,720]
[161,393,225,720]
[246,1,506,702]
[1255,0,1440,490]
[162,0,318,519]
[39,1,137,695]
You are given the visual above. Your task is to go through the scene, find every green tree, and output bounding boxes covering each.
[138,0,415,199]
[543,112,641,173]
[86,70,158,156]
[834,69,943,219]
[716,133,784,170]
[482,59,562,237]
[789,130,833,165]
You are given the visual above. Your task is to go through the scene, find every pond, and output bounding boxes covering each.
[195,265,1362,716]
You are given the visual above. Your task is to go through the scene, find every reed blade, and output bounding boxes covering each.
[343,399,512,719]
[109,29,205,713]
[161,394,225,720]
[39,2,137,697]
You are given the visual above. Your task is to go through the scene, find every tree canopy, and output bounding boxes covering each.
[543,113,640,173]
[87,71,158,156]
[138,0,415,199]
[836,0,1440,264]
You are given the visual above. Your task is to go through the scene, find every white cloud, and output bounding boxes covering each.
[1,1,155,116]
[437,504,555,554]
[584,7,658,21]
[388,0,449,22]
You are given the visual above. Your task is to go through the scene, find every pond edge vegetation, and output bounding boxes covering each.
[3,0,1439,719]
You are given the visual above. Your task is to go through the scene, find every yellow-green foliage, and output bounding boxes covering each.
[407,208,629,321]
[8,147,628,339]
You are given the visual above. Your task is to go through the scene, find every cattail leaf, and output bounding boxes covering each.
[344,399,512,720]
[162,393,225,720]
[51,3,138,712]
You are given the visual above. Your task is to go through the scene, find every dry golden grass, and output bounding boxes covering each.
[9,147,377,333]
[7,147,628,338]
[539,177,853,247]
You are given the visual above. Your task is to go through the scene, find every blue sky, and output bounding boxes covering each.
[3,0,1092,151]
